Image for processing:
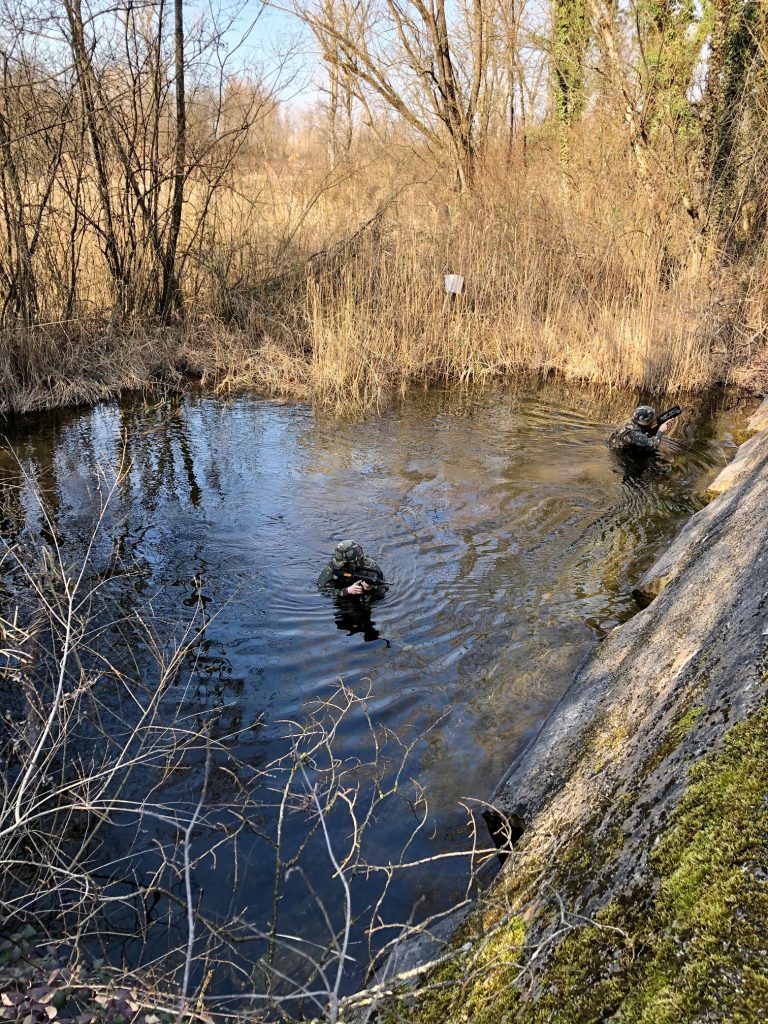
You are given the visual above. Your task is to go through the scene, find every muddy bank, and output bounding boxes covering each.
[390,406,768,1023]
[3,314,768,421]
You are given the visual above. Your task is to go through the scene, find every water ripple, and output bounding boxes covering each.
[0,381,750,993]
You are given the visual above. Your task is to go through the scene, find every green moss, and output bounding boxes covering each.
[670,702,705,740]
[408,704,768,1024]
[388,916,525,1024]
[553,786,636,906]
[588,716,632,773]
[409,704,768,1023]
[457,916,526,1023]
[641,702,705,777]
[530,703,768,1023]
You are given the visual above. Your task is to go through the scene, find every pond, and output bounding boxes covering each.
[0,381,751,1010]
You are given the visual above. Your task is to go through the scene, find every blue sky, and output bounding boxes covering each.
[217,0,321,107]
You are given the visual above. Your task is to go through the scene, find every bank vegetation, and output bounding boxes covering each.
[0,0,766,416]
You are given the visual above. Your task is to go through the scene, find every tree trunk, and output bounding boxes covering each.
[703,0,762,239]
[590,0,652,183]
[0,107,38,326]
[160,0,186,318]
[64,0,127,317]
[327,63,340,168]
[552,0,590,128]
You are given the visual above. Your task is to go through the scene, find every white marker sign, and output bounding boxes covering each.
[444,274,465,295]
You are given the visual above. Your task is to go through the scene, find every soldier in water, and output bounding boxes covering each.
[318,540,388,644]
[609,405,674,454]
[317,540,387,597]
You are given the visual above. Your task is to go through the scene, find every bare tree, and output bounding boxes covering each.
[314,0,356,167]
[160,0,186,318]
[0,42,74,328]
[552,0,590,129]
[702,0,766,242]
[293,0,490,190]
[0,0,274,326]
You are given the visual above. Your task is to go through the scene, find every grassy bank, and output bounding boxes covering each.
[0,325,182,416]
[1,0,767,421]
[528,702,768,1023]
[2,138,767,420]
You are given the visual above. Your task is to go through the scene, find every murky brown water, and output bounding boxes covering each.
[0,380,754,1002]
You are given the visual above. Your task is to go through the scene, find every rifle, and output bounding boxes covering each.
[647,405,682,436]
[332,565,390,592]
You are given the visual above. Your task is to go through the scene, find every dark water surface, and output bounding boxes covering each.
[0,381,753,1001]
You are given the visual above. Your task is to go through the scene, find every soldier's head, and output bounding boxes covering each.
[334,540,364,568]
[632,406,656,427]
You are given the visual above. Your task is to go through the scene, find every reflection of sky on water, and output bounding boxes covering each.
[0,382,752,993]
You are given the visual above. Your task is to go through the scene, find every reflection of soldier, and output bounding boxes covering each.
[612,452,650,485]
[317,540,386,597]
[609,406,672,453]
[333,595,388,644]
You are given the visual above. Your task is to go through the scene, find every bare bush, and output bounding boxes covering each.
[0,453,513,1022]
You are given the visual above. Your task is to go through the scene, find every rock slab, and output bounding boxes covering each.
[491,424,768,929]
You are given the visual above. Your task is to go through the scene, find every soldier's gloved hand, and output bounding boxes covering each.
[346,580,371,595]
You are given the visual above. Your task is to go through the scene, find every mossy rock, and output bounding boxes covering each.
[405,704,768,1024]
[528,703,768,1023]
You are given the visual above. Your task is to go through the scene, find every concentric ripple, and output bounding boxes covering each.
[0,382,752,993]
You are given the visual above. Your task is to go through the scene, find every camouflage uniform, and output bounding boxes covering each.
[317,540,385,593]
[609,406,660,453]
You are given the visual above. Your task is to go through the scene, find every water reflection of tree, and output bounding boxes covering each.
[1,497,506,1022]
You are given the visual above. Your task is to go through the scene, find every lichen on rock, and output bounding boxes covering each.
[746,396,768,434]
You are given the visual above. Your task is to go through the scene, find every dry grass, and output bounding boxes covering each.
[0,324,182,416]
[299,217,716,412]
[197,139,767,412]
[2,124,767,418]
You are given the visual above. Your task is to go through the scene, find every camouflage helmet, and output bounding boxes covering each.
[334,540,364,566]
[632,405,656,426]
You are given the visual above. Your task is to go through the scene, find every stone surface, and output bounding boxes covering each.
[493,427,768,829]
[705,427,765,495]
[481,428,768,993]
[747,396,768,434]
[372,905,472,985]
[394,427,768,1024]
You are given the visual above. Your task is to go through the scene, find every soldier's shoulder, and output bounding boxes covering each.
[609,423,632,447]
[317,562,336,587]
[631,427,658,447]
[611,422,659,450]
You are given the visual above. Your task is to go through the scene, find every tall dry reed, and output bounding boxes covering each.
[205,135,760,412]
[3,124,767,416]
[300,214,715,412]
